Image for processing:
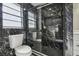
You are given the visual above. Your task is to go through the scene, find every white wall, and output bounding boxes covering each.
[73,3,79,32]
[73,3,79,56]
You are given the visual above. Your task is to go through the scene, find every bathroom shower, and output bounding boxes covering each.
[0,3,73,56]
[41,3,63,56]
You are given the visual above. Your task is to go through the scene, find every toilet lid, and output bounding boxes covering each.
[15,45,32,54]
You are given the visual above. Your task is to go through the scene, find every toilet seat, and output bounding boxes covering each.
[15,45,32,56]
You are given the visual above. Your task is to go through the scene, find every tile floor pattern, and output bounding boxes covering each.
[32,41,63,56]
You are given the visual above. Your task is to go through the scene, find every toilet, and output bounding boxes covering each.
[9,34,32,56]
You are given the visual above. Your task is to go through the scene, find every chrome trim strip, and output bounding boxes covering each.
[32,50,47,56]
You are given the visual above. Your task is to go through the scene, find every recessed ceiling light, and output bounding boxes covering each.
[24,8,26,10]
[51,14,53,16]
[49,8,52,10]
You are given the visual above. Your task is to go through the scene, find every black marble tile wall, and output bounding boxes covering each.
[63,3,73,56]
[0,3,2,41]
[0,29,23,56]
[0,3,32,56]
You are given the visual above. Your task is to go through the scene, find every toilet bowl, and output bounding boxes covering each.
[15,45,32,56]
[9,34,32,56]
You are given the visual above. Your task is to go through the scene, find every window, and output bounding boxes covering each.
[2,3,23,29]
[28,11,36,28]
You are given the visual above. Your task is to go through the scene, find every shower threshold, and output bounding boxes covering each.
[32,49,47,56]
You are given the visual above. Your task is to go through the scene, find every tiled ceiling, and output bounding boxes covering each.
[42,4,62,18]
[31,3,45,6]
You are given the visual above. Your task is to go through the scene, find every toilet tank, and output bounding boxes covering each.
[9,34,24,49]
